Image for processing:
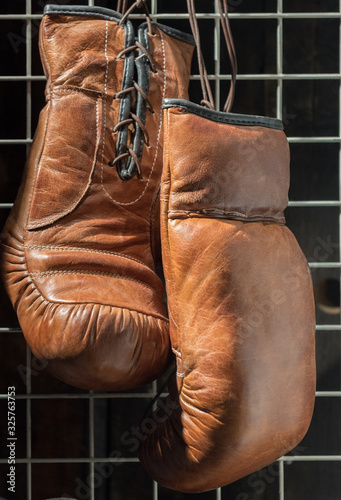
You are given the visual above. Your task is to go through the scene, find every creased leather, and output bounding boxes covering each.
[138,103,316,492]
[1,10,194,391]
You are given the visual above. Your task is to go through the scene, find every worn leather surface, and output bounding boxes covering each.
[1,10,194,390]
[138,103,316,492]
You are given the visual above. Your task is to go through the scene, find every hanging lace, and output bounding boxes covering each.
[186,0,237,112]
[116,0,129,14]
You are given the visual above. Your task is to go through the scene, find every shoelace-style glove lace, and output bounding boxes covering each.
[109,0,155,180]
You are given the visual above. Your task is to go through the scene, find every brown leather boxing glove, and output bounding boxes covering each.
[139,3,315,490]
[1,4,194,390]
[138,98,316,492]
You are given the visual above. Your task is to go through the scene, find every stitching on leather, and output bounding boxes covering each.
[24,244,148,268]
[29,269,160,295]
[100,20,108,195]
[25,16,51,235]
[40,17,51,97]
[51,88,106,99]
[165,103,283,129]
[134,21,195,46]
[99,20,109,184]
[25,106,51,232]
[101,28,167,207]
[156,24,195,45]
[19,258,168,323]
[44,9,120,22]
[27,100,100,228]
[104,21,109,95]
[165,110,185,361]
[150,186,160,261]
[188,106,282,127]
[14,230,168,323]
[96,97,100,143]
[167,209,285,224]
[172,347,181,358]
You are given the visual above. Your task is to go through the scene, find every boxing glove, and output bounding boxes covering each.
[138,99,316,492]
[1,5,194,390]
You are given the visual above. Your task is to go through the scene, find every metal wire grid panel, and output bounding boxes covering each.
[0,0,340,499]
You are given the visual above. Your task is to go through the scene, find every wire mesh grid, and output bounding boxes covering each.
[0,0,340,498]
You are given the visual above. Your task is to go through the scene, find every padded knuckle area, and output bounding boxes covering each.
[21,293,170,390]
